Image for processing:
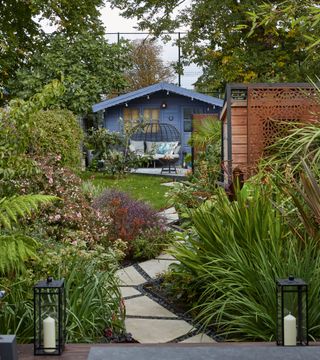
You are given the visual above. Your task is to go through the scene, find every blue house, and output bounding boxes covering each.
[92,82,223,159]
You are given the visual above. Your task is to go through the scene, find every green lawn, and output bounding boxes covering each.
[81,172,170,210]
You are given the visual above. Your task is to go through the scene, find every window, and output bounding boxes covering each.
[143,109,160,132]
[183,108,203,132]
[123,108,140,127]
[143,109,160,123]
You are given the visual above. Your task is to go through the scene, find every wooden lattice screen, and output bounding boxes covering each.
[247,86,318,170]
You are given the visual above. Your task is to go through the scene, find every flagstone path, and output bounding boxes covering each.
[115,207,217,344]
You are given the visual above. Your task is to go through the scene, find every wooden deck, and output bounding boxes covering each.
[18,344,94,360]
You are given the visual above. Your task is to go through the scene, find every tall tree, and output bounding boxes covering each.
[109,0,320,92]
[126,39,174,91]
[0,0,105,93]
[10,32,131,115]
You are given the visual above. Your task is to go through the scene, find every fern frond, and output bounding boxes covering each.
[0,233,39,274]
[0,195,57,229]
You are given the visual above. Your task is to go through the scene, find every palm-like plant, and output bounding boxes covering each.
[0,194,57,275]
[190,118,221,150]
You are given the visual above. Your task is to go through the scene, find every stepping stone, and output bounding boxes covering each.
[180,333,217,343]
[161,207,177,215]
[165,213,179,223]
[116,266,146,286]
[139,259,179,279]
[156,253,176,260]
[158,207,179,224]
[124,295,177,318]
[161,182,177,187]
[125,318,193,343]
[120,286,141,298]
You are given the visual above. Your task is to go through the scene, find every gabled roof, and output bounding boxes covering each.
[92,82,224,112]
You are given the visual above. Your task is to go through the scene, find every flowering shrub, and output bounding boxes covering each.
[92,189,168,258]
[19,156,110,245]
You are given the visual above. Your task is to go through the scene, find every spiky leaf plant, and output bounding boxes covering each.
[265,80,320,172]
[170,182,320,341]
[278,160,320,243]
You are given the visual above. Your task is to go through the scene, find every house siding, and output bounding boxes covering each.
[103,91,220,157]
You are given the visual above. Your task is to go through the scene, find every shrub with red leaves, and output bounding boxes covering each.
[92,189,166,256]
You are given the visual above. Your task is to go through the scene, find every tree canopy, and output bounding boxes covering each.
[0,0,105,93]
[10,32,131,115]
[109,0,320,92]
[125,39,174,91]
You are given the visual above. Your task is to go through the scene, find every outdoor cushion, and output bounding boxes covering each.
[146,141,158,153]
[129,144,144,156]
[173,145,181,155]
[167,141,179,149]
[156,142,172,154]
[130,140,144,153]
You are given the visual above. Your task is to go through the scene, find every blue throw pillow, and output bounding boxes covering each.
[157,142,170,154]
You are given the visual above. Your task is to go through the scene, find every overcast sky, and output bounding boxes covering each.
[100,3,201,89]
[40,2,201,89]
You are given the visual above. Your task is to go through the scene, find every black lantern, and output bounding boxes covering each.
[276,276,308,346]
[34,277,66,355]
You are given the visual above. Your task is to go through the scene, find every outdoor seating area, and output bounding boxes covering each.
[130,123,181,173]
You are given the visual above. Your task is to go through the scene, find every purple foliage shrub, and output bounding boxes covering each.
[92,189,166,255]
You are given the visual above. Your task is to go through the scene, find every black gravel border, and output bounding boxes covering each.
[127,263,220,343]
[132,263,153,282]
[123,294,144,300]
[119,232,222,343]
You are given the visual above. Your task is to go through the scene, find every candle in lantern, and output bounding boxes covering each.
[284,313,296,346]
[43,316,56,353]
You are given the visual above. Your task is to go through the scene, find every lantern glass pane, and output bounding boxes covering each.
[34,280,65,356]
[276,282,308,346]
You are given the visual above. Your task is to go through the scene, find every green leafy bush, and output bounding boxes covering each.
[0,80,65,196]
[132,228,173,260]
[85,125,149,176]
[0,82,125,344]
[28,109,83,169]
